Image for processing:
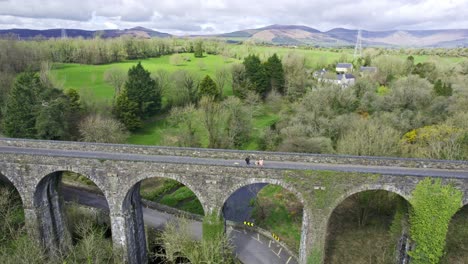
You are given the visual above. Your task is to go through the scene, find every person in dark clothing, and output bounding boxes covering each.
[245,156,250,165]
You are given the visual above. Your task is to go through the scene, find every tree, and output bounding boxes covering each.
[125,62,162,118]
[433,79,453,97]
[337,118,401,156]
[214,66,230,99]
[401,124,465,160]
[167,70,199,107]
[35,96,70,140]
[103,67,127,99]
[65,89,83,140]
[223,97,252,147]
[264,53,285,95]
[409,179,462,264]
[2,72,44,138]
[200,97,227,148]
[113,88,142,131]
[282,52,308,100]
[169,54,184,66]
[79,114,129,143]
[243,54,268,96]
[412,62,438,83]
[167,105,201,147]
[199,75,220,100]
[194,39,204,58]
[231,63,249,99]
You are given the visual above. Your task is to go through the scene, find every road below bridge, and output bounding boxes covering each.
[62,185,298,264]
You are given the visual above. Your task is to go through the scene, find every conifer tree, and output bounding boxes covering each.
[243,54,268,97]
[2,72,44,138]
[125,62,161,118]
[264,53,285,95]
[194,39,204,58]
[199,75,220,100]
[113,88,142,131]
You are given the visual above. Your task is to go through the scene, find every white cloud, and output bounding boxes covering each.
[0,0,466,34]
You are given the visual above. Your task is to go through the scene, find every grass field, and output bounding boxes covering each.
[51,53,239,102]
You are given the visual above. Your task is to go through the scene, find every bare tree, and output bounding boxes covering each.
[103,67,127,98]
[200,97,227,148]
[79,114,129,143]
[214,66,231,99]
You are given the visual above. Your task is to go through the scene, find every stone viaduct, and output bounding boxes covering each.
[0,138,467,264]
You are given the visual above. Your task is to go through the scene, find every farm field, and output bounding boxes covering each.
[51,53,239,102]
[226,45,465,67]
[51,48,464,104]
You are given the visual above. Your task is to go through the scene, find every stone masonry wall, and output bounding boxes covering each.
[1,138,467,169]
[0,146,467,264]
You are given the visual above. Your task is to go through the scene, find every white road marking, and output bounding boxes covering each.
[269,240,272,248]
[276,248,282,258]
[251,233,263,244]
[286,256,292,264]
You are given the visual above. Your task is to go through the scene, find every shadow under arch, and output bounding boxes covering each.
[220,178,307,258]
[0,170,26,237]
[326,184,412,225]
[443,203,468,263]
[121,173,206,264]
[33,170,111,256]
[0,170,26,207]
[325,186,412,264]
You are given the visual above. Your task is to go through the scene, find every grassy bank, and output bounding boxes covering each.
[251,184,303,253]
[140,178,203,215]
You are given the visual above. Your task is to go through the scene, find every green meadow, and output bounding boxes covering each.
[51,48,463,147]
[51,53,239,102]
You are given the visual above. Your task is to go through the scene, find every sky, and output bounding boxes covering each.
[0,0,467,35]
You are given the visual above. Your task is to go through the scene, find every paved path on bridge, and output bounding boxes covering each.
[63,186,298,264]
[1,146,468,178]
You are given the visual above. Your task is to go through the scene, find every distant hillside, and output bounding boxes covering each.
[1,24,466,47]
[217,25,468,47]
[0,27,171,39]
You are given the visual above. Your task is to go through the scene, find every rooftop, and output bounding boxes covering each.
[337,63,353,68]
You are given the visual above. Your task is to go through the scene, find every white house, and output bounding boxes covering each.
[316,72,356,88]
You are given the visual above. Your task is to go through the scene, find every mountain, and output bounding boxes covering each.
[217,25,468,47]
[0,27,171,39]
[1,24,466,47]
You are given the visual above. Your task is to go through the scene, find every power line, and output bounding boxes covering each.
[61,28,68,39]
[353,29,362,59]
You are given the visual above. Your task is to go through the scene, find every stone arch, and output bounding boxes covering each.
[120,172,207,264]
[220,177,308,260]
[122,172,207,215]
[327,184,412,225]
[37,167,111,202]
[33,169,111,255]
[324,184,413,264]
[220,177,308,214]
[0,169,26,207]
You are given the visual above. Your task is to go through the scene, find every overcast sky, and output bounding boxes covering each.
[0,0,467,34]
